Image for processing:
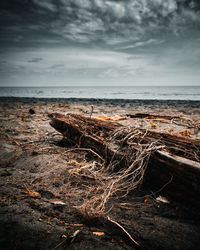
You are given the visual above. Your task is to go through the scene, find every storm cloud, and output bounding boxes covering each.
[0,0,200,86]
[28,57,43,63]
[1,0,200,45]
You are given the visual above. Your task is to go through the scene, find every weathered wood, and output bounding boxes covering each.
[145,150,200,207]
[48,113,120,138]
[49,112,200,161]
[127,113,180,120]
[49,113,127,167]
[49,113,200,206]
[141,130,200,161]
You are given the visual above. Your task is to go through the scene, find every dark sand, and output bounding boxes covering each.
[0,97,200,250]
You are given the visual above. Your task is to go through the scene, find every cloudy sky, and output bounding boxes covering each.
[0,0,200,86]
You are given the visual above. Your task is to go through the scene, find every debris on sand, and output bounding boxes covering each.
[1,99,200,250]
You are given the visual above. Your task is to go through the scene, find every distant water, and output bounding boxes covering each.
[0,86,200,101]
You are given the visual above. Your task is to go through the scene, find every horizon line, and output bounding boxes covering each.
[0,85,200,88]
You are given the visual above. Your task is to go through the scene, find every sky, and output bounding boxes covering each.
[0,0,200,87]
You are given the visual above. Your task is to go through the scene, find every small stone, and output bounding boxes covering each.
[29,108,35,114]
[32,151,38,156]
[38,189,55,199]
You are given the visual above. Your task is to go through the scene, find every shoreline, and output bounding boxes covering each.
[1,96,200,106]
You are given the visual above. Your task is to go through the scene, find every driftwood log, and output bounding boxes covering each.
[126,113,180,120]
[48,112,127,168]
[147,150,200,208]
[49,113,200,207]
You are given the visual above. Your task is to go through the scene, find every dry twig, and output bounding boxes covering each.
[107,216,140,247]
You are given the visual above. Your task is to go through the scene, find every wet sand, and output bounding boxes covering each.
[0,97,200,250]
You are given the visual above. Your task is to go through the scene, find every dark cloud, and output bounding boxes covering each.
[0,0,199,86]
[49,64,65,70]
[28,57,43,63]
[0,0,200,47]
[49,64,65,69]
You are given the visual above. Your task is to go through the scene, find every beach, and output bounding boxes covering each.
[0,97,200,250]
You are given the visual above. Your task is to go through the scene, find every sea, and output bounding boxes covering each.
[0,86,200,101]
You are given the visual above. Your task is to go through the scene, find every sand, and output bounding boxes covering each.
[0,97,200,250]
